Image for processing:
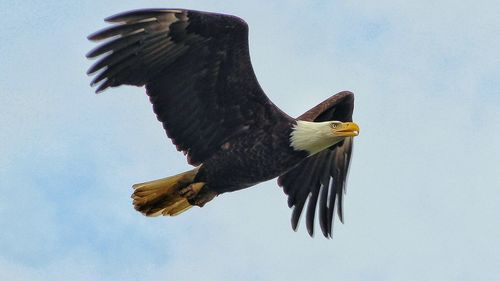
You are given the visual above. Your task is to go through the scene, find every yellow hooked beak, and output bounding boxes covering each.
[333,122,360,137]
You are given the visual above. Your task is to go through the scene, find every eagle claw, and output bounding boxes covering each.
[178,185,198,199]
[187,186,217,207]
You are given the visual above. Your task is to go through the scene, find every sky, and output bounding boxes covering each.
[1,0,499,280]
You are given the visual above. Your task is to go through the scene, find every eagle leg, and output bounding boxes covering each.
[186,184,217,207]
[178,182,205,199]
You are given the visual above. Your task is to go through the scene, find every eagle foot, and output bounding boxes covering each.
[178,182,205,200]
[188,185,217,207]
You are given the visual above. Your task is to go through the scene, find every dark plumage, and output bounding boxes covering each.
[87,9,358,238]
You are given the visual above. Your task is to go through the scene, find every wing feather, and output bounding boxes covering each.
[277,91,355,237]
[87,9,289,165]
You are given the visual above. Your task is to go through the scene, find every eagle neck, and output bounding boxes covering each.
[289,120,342,156]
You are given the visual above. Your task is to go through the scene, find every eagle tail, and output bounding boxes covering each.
[131,168,203,216]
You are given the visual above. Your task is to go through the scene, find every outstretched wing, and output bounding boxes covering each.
[87,9,286,165]
[277,91,355,238]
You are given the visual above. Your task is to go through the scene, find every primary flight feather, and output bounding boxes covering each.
[87,9,359,238]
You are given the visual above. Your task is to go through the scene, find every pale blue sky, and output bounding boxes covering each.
[1,0,499,280]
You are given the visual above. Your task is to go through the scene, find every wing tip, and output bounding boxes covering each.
[87,31,104,42]
[94,80,110,93]
[291,215,299,232]
[337,90,354,95]
[104,8,184,23]
[87,82,104,94]
[85,46,108,59]
[336,90,355,102]
[333,90,354,100]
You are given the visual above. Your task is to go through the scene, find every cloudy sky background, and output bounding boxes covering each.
[1,0,499,280]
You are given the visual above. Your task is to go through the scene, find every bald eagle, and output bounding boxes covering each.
[87,9,359,238]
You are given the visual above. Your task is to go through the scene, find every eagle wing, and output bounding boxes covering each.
[87,9,285,165]
[277,91,355,238]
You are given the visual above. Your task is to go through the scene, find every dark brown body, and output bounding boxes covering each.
[196,119,308,194]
